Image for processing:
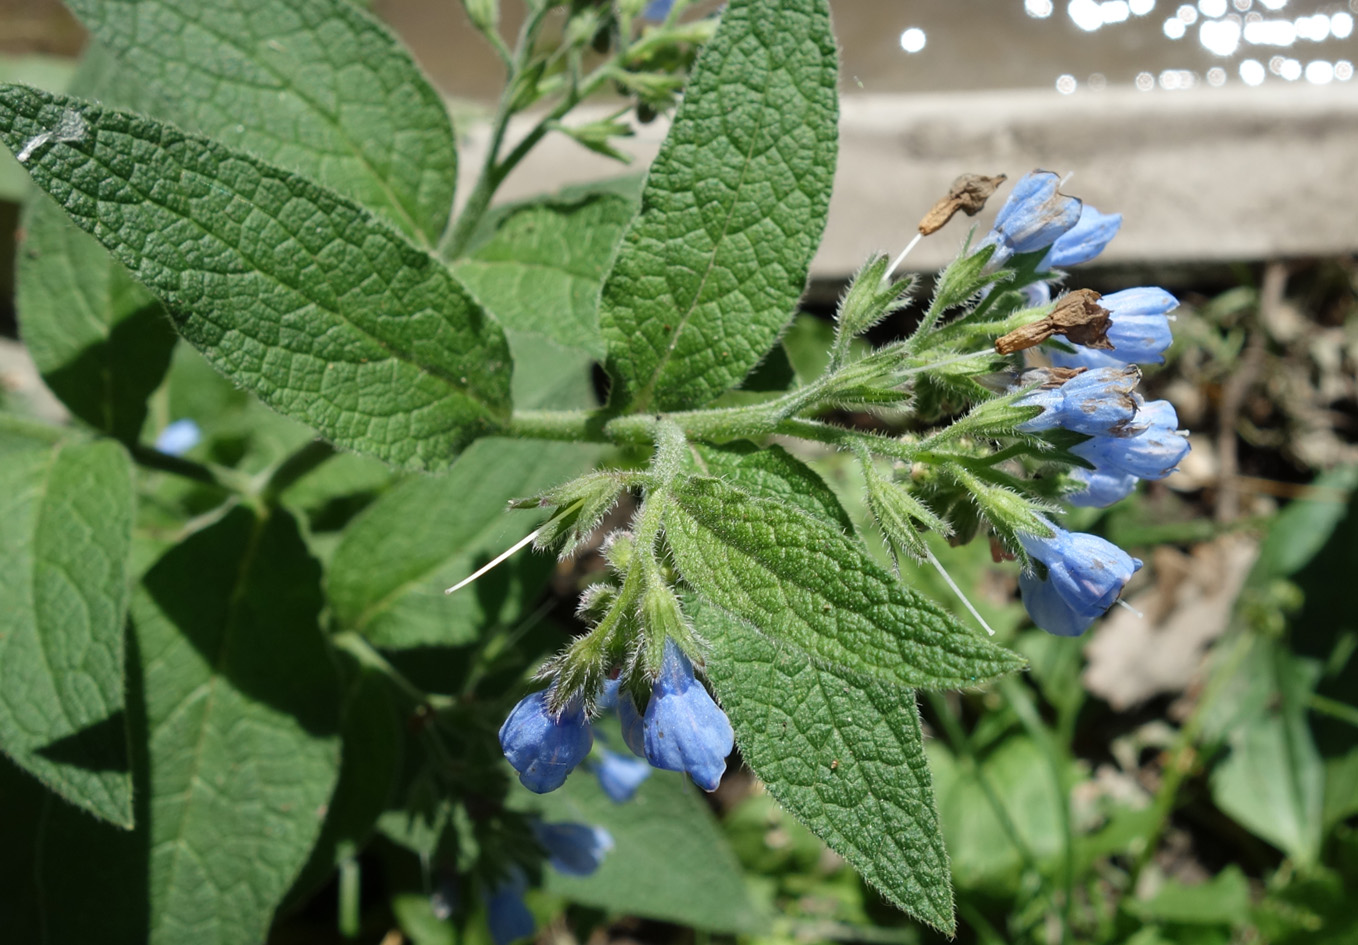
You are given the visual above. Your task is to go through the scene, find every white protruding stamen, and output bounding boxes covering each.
[1059,170,1075,187]
[445,528,541,595]
[884,232,922,282]
[1115,598,1143,618]
[924,544,996,636]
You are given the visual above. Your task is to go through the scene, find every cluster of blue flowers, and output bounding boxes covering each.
[500,637,735,798]
[982,170,1191,637]
[482,821,614,945]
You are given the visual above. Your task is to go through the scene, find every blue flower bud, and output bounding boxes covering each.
[1015,366,1145,437]
[643,0,676,19]
[978,170,1083,267]
[499,690,593,794]
[1018,524,1142,636]
[594,746,652,803]
[1051,287,1178,369]
[642,639,734,792]
[154,418,202,456]
[596,676,621,711]
[617,690,647,758]
[1071,399,1190,480]
[1039,204,1122,270]
[1066,466,1139,508]
[484,869,534,945]
[533,821,614,877]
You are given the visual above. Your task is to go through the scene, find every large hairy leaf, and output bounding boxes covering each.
[63,0,457,244]
[0,426,134,826]
[0,84,511,470]
[699,605,955,932]
[599,0,838,411]
[663,476,1026,691]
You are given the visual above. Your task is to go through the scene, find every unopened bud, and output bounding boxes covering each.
[530,473,627,558]
[836,254,912,339]
[463,0,499,34]
[863,463,949,562]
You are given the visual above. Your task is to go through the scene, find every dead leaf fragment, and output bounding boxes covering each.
[918,172,1007,235]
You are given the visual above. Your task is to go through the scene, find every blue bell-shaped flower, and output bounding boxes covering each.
[499,689,593,794]
[642,639,734,792]
[1018,523,1142,637]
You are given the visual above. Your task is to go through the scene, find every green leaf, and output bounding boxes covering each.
[0,747,148,944]
[926,736,1067,893]
[0,84,512,470]
[663,476,1026,690]
[16,197,176,443]
[522,766,762,933]
[1125,866,1251,926]
[284,663,402,910]
[0,52,75,201]
[697,604,955,932]
[130,506,341,945]
[1208,637,1324,867]
[452,193,639,359]
[688,441,853,530]
[599,0,838,411]
[64,0,457,245]
[327,438,599,648]
[0,429,134,826]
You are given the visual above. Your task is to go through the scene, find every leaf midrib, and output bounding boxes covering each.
[631,42,778,411]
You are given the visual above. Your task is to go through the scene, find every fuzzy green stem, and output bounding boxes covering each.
[443,20,618,258]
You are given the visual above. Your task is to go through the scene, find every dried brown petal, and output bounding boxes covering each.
[918,172,1008,235]
[995,322,1054,355]
[1049,288,1114,349]
[995,289,1113,355]
[1019,366,1087,389]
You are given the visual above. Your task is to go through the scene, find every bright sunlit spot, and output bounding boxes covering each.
[1207,65,1228,84]
[1136,70,1157,88]
[1305,60,1334,84]
[1244,18,1297,45]
[1335,13,1355,39]
[1056,73,1078,93]
[1102,1,1131,24]
[1177,3,1199,24]
[1279,57,1303,80]
[1199,0,1227,16]
[1239,57,1267,83]
[1069,0,1105,31]
[1337,60,1355,81]
[1164,16,1188,37]
[1130,0,1157,13]
[1294,13,1331,42]
[1025,0,1055,18]
[899,27,926,53]
[1199,17,1242,55]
